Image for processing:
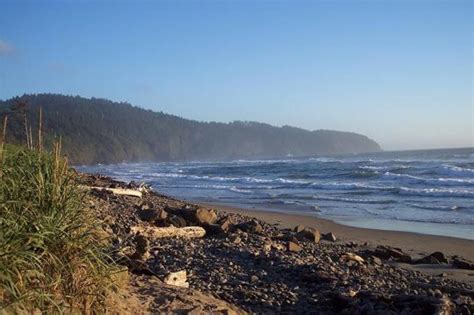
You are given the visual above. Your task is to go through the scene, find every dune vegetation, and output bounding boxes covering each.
[0,117,119,313]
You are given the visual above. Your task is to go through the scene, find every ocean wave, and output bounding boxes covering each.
[362,211,474,225]
[407,203,465,212]
[229,186,253,194]
[359,165,388,171]
[382,172,474,186]
[310,182,395,191]
[313,195,395,204]
[399,187,474,198]
[437,165,474,177]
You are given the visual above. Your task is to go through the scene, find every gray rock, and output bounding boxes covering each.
[452,258,474,270]
[374,245,412,263]
[297,227,321,243]
[294,225,305,233]
[288,241,303,252]
[416,251,448,264]
[237,220,263,234]
[322,232,337,242]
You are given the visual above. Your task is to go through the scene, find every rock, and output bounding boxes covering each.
[322,232,337,242]
[374,245,412,263]
[294,225,305,233]
[430,251,449,263]
[186,305,202,315]
[452,258,474,270]
[164,270,189,288]
[435,296,455,315]
[217,216,234,233]
[250,275,259,283]
[263,241,285,252]
[131,234,149,260]
[371,256,383,265]
[237,220,263,234]
[137,208,168,222]
[416,255,440,265]
[297,227,320,243]
[230,235,241,245]
[288,241,303,252]
[194,207,218,225]
[416,251,448,264]
[168,215,187,228]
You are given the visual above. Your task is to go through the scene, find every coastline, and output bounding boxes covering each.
[199,202,474,262]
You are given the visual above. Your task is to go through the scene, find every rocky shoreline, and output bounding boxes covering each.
[81,174,474,314]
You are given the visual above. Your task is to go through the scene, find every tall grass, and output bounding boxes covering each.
[0,142,118,313]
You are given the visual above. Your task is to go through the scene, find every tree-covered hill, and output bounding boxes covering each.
[0,94,381,164]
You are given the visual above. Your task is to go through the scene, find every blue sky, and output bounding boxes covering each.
[0,0,472,150]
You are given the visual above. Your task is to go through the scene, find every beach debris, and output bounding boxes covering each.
[131,225,206,239]
[164,270,189,288]
[297,227,321,243]
[322,232,337,242]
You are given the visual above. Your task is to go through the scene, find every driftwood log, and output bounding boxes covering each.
[86,186,143,198]
[131,225,206,239]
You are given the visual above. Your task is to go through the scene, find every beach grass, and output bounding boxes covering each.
[0,143,119,313]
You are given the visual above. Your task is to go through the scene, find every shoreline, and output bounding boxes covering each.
[82,173,474,312]
[198,201,474,262]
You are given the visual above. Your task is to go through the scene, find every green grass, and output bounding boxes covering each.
[0,144,119,313]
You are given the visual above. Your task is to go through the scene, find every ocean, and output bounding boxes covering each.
[77,147,474,240]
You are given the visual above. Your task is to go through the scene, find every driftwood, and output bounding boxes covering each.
[340,253,365,264]
[86,186,143,198]
[131,225,206,239]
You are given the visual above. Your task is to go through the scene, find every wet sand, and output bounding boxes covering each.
[199,203,474,261]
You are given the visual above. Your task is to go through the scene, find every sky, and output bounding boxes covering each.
[0,0,472,150]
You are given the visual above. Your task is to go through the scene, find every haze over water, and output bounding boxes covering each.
[79,147,474,240]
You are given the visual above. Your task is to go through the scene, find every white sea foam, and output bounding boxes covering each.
[229,186,252,194]
[313,195,395,204]
[399,187,474,198]
[382,172,474,186]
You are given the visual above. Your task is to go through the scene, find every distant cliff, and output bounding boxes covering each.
[0,94,381,164]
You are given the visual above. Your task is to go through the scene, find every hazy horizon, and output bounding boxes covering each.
[0,0,472,151]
